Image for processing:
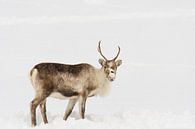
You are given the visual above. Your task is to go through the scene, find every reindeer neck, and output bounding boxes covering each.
[94,67,111,96]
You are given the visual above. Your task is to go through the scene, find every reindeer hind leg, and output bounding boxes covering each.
[30,96,46,127]
[30,90,51,127]
[39,99,48,124]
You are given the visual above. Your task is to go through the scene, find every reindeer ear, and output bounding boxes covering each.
[98,59,106,66]
[116,60,122,67]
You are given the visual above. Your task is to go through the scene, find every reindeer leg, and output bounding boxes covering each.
[30,95,46,127]
[79,95,87,119]
[63,98,78,121]
[39,99,48,124]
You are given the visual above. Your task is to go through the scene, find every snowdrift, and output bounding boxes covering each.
[0,110,194,129]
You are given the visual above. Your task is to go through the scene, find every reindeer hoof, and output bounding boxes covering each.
[31,124,36,127]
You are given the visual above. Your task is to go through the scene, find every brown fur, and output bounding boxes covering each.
[34,63,90,76]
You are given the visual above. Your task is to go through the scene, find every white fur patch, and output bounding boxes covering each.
[98,80,111,97]
[30,68,38,90]
[109,73,115,78]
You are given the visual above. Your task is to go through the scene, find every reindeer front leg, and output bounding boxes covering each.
[79,93,87,119]
[63,98,78,120]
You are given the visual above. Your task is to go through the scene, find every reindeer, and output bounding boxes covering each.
[29,41,122,127]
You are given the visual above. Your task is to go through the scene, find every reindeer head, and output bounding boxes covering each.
[98,41,122,81]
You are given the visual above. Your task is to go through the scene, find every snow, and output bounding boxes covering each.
[0,110,195,129]
[0,0,195,128]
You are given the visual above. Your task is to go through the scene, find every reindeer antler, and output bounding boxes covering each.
[98,41,107,60]
[112,45,120,60]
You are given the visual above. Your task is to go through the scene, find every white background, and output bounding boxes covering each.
[0,0,195,128]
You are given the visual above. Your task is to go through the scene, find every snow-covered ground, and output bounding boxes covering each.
[0,0,195,128]
[1,110,195,129]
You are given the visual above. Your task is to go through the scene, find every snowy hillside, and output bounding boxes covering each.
[0,0,195,128]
